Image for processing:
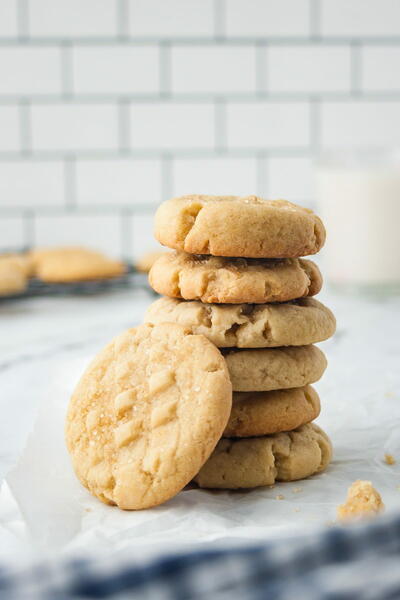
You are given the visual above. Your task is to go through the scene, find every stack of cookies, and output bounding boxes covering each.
[65,195,336,510]
[146,195,336,490]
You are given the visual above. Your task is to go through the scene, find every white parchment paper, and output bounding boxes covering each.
[2,292,400,563]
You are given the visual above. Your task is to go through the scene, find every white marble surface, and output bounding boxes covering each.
[1,286,400,562]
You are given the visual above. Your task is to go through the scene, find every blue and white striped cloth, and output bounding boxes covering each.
[1,511,400,599]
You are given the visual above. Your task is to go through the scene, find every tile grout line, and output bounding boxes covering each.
[256,153,268,196]
[23,209,34,248]
[0,147,320,160]
[214,0,226,39]
[64,157,77,209]
[117,0,130,40]
[309,0,321,40]
[2,36,400,45]
[256,41,268,94]
[159,42,171,97]
[3,91,400,104]
[16,0,29,40]
[18,99,32,154]
[118,99,131,152]
[351,41,362,96]
[60,42,74,97]
[309,96,322,155]
[214,98,227,153]
[161,154,174,201]
[120,208,132,259]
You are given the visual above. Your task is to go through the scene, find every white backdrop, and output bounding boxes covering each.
[1,0,400,258]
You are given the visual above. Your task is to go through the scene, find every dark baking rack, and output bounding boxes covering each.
[0,259,155,301]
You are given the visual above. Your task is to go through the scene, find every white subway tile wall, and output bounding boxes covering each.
[0,1,18,38]
[0,107,20,152]
[0,0,399,259]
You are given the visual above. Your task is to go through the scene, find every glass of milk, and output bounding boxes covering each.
[316,150,400,294]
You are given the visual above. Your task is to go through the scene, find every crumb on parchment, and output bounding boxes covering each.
[275,494,285,500]
[337,480,384,522]
[384,453,396,465]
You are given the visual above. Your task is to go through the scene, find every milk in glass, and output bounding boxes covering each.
[316,152,400,293]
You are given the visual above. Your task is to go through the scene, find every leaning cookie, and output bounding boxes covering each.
[149,252,322,304]
[224,385,320,437]
[224,345,327,391]
[145,297,336,348]
[66,323,232,510]
[194,423,332,489]
[155,195,325,258]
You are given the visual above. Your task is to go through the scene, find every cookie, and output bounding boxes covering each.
[1,253,34,277]
[149,252,322,304]
[194,423,332,489]
[66,323,232,510]
[155,195,326,258]
[145,297,336,348]
[32,247,125,282]
[0,256,27,296]
[224,345,327,391]
[224,385,320,437]
[135,250,167,274]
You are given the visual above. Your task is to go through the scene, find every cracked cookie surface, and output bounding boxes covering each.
[224,385,320,437]
[224,345,327,391]
[194,423,332,489]
[149,251,322,304]
[65,323,232,509]
[155,195,326,258]
[145,297,336,348]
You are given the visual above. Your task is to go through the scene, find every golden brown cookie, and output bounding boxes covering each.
[0,256,27,296]
[1,253,34,277]
[224,345,327,391]
[145,297,336,348]
[135,250,167,274]
[224,385,320,437]
[66,323,232,510]
[31,247,125,282]
[194,423,332,489]
[149,251,322,304]
[155,195,325,258]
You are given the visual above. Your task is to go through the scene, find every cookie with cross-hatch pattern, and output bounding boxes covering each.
[66,323,232,510]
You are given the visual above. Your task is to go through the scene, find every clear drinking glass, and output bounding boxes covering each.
[316,149,400,295]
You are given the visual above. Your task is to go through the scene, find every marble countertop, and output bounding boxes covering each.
[1,285,400,559]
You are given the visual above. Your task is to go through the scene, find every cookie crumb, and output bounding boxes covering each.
[292,487,302,494]
[275,494,285,500]
[384,453,396,465]
[337,480,384,522]
[294,507,300,512]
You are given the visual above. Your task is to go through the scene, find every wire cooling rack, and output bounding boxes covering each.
[0,263,156,301]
